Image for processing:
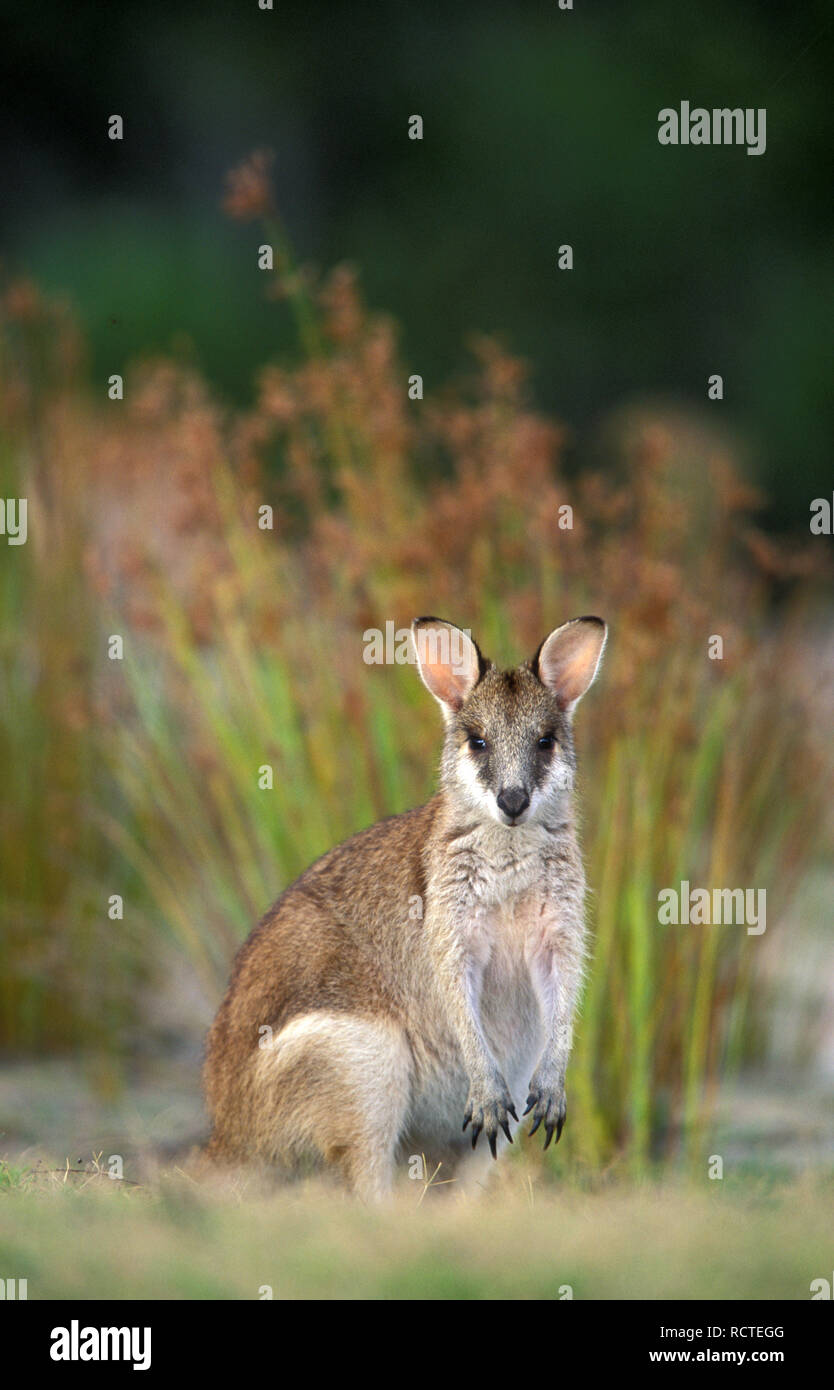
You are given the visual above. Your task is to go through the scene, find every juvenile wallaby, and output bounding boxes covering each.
[204,615,606,1199]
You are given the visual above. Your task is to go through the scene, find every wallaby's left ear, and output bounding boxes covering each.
[411,616,484,718]
[534,616,607,713]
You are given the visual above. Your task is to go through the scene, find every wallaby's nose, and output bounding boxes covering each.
[497,787,530,821]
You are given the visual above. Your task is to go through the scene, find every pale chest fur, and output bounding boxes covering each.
[425,821,586,1097]
[471,879,582,1087]
[431,817,585,935]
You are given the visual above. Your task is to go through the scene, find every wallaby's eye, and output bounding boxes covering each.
[468,735,487,752]
[538,735,556,751]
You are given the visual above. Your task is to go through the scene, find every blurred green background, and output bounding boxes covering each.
[2,0,832,528]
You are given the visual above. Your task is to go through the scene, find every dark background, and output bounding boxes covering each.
[1,0,831,527]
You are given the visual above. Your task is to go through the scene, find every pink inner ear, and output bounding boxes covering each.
[539,622,605,708]
[414,623,480,710]
[422,660,468,710]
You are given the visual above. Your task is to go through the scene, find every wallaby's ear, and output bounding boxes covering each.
[534,616,607,713]
[411,617,484,717]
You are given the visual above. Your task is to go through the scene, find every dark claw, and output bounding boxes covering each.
[556,1111,565,1144]
[508,1103,519,1123]
[488,1130,498,1159]
[500,1117,513,1144]
[462,1111,471,1132]
[523,1093,537,1116]
[471,1121,482,1150]
[544,1123,555,1150]
[529,1113,543,1137]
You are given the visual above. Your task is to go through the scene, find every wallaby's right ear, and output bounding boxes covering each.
[534,616,607,713]
[411,617,484,718]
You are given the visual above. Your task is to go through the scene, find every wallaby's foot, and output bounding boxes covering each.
[524,1081,566,1149]
[462,1077,518,1158]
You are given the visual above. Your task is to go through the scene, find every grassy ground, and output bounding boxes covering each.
[1,1161,832,1300]
[2,1053,832,1301]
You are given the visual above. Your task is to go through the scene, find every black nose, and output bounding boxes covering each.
[497,787,530,820]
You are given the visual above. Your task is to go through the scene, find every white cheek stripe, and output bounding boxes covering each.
[455,747,503,821]
[454,746,573,824]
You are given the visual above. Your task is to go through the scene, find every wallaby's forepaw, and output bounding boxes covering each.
[524,1084,566,1149]
[462,1084,518,1158]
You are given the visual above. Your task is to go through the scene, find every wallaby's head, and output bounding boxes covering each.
[411,616,606,828]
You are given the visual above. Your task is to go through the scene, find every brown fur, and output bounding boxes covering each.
[204,802,436,1163]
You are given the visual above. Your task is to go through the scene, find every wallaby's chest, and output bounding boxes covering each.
[457,855,576,1072]
[475,894,548,1093]
[443,823,558,907]
[471,891,554,1013]
[448,834,563,948]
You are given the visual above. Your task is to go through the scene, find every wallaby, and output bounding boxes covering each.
[203,615,606,1199]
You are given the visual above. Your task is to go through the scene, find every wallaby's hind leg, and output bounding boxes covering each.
[250,1012,413,1201]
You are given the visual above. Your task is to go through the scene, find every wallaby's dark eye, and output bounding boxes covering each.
[538,735,555,750]
[468,735,487,752]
